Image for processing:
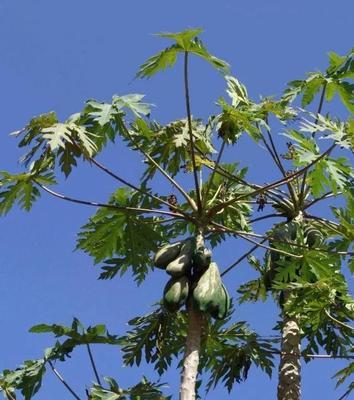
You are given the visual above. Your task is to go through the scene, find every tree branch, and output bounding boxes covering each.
[304,192,341,210]
[299,82,327,204]
[203,139,226,205]
[48,361,82,400]
[195,145,288,203]
[324,310,354,331]
[208,143,336,216]
[35,182,191,220]
[259,124,298,205]
[123,125,198,212]
[86,344,102,385]
[88,157,186,214]
[184,51,202,213]
[209,222,303,258]
[221,238,268,276]
[250,213,284,223]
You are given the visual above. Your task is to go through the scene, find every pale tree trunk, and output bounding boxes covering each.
[277,292,301,400]
[179,302,203,400]
[179,232,205,400]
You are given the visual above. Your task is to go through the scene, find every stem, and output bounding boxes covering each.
[180,231,205,400]
[260,125,298,206]
[203,139,226,205]
[2,390,16,400]
[86,344,102,385]
[208,143,336,217]
[299,82,327,205]
[122,124,198,212]
[250,213,284,223]
[221,238,268,276]
[209,222,303,258]
[89,157,186,214]
[303,191,340,210]
[194,144,289,203]
[277,293,301,400]
[324,310,354,331]
[184,51,202,213]
[48,360,82,400]
[36,182,190,220]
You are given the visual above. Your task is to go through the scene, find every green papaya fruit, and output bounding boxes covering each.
[304,226,323,248]
[193,247,212,272]
[269,221,298,264]
[154,241,182,269]
[163,276,189,312]
[209,283,230,320]
[193,262,230,319]
[166,238,194,277]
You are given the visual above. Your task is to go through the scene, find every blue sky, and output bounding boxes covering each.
[0,0,353,399]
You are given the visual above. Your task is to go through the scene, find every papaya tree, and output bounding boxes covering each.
[0,29,353,400]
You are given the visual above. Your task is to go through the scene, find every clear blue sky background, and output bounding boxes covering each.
[0,1,353,399]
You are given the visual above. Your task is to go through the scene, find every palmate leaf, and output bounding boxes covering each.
[0,359,46,400]
[121,306,276,393]
[0,170,55,215]
[11,94,152,179]
[282,48,353,109]
[299,113,353,150]
[120,306,187,375]
[137,28,229,79]
[42,122,97,156]
[89,376,171,400]
[76,187,184,284]
[130,117,215,181]
[332,362,354,399]
[0,318,122,399]
[203,162,252,232]
[218,78,297,144]
[201,318,276,393]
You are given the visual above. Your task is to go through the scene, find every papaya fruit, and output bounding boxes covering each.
[166,238,194,277]
[154,241,182,269]
[304,226,323,248]
[163,276,189,312]
[193,262,230,319]
[193,246,212,272]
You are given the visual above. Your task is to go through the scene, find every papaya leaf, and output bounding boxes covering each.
[76,187,183,284]
[0,170,55,215]
[0,359,46,400]
[120,307,186,375]
[89,376,171,400]
[137,28,229,79]
[202,318,276,393]
[332,362,354,399]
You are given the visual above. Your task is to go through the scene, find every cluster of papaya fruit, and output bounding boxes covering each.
[265,220,324,289]
[154,238,230,319]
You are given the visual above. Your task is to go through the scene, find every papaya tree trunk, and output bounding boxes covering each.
[179,301,204,400]
[277,292,301,400]
[179,232,205,400]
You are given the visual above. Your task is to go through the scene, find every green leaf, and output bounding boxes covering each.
[136,44,181,79]
[120,307,186,374]
[76,188,181,284]
[114,94,151,117]
[157,28,203,49]
[89,376,171,400]
[301,75,325,107]
[0,170,55,215]
[137,28,229,79]
[0,359,46,400]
